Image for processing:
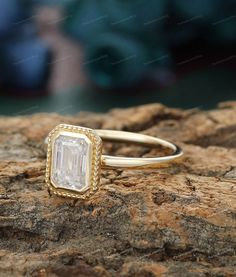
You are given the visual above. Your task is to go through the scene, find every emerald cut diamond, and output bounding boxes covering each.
[51,132,91,192]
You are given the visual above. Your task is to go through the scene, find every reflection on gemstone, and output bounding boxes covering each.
[51,133,90,192]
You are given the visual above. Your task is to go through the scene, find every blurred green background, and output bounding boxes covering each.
[1,68,236,115]
[0,0,235,115]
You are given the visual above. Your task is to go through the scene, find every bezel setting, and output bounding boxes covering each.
[45,124,102,199]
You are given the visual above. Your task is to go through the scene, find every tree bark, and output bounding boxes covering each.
[0,102,235,277]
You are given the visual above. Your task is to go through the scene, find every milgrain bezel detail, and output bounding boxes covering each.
[45,124,102,199]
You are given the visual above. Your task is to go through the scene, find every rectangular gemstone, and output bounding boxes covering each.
[51,132,91,192]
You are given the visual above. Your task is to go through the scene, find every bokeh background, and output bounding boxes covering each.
[0,0,235,115]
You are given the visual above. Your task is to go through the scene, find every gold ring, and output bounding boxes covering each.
[45,124,183,199]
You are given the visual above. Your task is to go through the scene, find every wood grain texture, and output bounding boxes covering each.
[0,102,235,277]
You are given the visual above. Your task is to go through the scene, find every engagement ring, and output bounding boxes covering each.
[45,124,183,199]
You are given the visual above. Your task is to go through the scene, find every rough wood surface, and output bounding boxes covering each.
[0,102,236,277]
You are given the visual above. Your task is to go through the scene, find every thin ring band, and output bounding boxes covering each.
[96,129,183,168]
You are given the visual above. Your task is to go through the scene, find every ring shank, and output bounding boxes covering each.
[95,130,183,168]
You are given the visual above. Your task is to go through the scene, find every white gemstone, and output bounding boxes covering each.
[51,132,91,192]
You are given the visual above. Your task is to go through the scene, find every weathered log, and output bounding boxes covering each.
[0,102,235,277]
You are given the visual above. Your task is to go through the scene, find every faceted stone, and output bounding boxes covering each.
[51,133,91,192]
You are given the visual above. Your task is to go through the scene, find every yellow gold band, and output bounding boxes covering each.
[96,129,183,168]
